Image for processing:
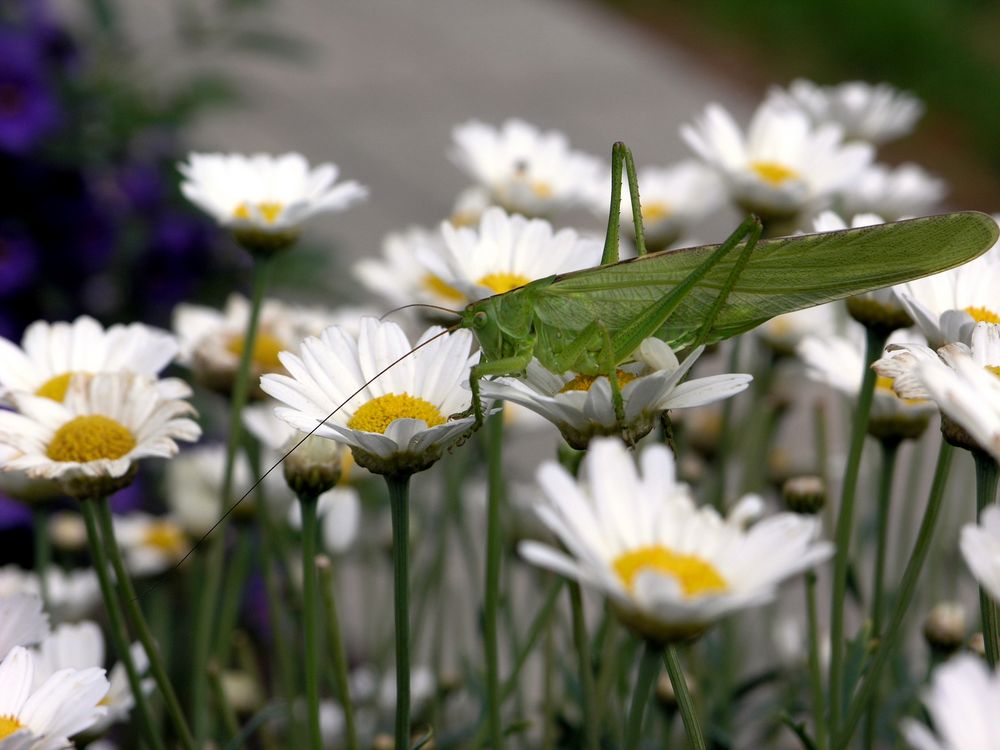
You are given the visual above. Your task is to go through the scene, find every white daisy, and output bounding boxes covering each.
[111,513,189,577]
[838,162,946,221]
[766,79,924,144]
[901,654,1000,750]
[478,339,752,449]
[260,318,484,476]
[0,316,187,405]
[427,207,603,301]
[681,102,873,221]
[0,568,100,625]
[520,438,833,643]
[178,152,367,245]
[586,160,725,251]
[449,186,492,227]
[962,505,1000,605]
[449,118,602,217]
[0,645,109,750]
[0,594,48,659]
[353,226,466,310]
[0,372,200,498]
[756,302,841,355]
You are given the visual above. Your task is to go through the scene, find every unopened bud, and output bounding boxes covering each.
[846,295,913,335]
[655,672,676,710]
[47,511,88,552]
[283,435,343,497]
[922,602,967,655]
[782,475,826,515]
[372,733,395,750]
[970,631,986,658]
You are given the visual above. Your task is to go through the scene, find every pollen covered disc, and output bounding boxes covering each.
[477,272,532,295]
[749,160,800,186]
[35,372,76,402]
[233,201,284,224]
[347,393,446,435]
[965,305,1000,325]
[226,331,286,371]
[613,545,728,598]
[560,370,637,393]
[47,415,137,463]
[0,715,25,740]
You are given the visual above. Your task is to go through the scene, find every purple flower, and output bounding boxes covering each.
[0,33,60,154]
[0,225,37,296]
[0,495,31,530]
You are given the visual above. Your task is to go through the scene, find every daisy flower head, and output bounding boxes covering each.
[755,302,841,356]
[178,152,367,256]
[0,372,200,499]
[260,317,485,477]
[681,102,874,222]
[111,513,189,577]
[838,162,947,221]
[901,653,1000,750]
[0,593,48,658]
[429,207,603,302]
[520,437,833,643]
[449,118,602,217]
[766,79,924,144]
[0,645,109,749]
[479,338,752,450]
[962,505,1000,605]
[0,567,100,625]
[0,316,186,406]
[586,160,724,251]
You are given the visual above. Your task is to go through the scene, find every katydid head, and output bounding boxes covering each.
[459,282,542,362]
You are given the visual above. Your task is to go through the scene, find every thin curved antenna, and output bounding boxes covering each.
[136,324,461,598]
[379,302,462,321]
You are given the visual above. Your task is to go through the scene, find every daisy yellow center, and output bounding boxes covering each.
[642,202,672,223]
[143,521,186,555]
[347,393,445,435]
[233,201,284,224]
[876,375,926,405]
[613,545,728,598]
[226,332,285,371]
[965,306,1000,324]
[750,161,799,186]
[987,365,1000,379]
[559,370,637,393]
[47,415,136,463]
[422,274,466,303]
[531,180,553,198]
[477,272,531,295]
[36,371,78,402]
[0,715,24,739]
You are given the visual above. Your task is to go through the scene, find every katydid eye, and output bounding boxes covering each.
[473,311,488,328]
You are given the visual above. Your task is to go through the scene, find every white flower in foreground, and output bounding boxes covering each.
[901,654,1000,750]
[681,102,873,220]
[178,152,367,239]
[962,505,1000,604]
[586,160,724,251]
[449,118,602,216]
[521,438,832,642]
[0,316,186,405]
[767,79,924,144]
[0,646,109,749]
[260,318,484,476]
[479,339,751,449]
[427,207,602,301]
[839,162,946,221]
[111,513,189,577]
[0,594,48,658]
[0,372,200,498]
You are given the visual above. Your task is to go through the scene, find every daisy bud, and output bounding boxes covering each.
[283,435,344,498]
[372,733,395,750]
[845,295,913,335]
[782,475,826,515]
[655,672,677,711]
[47,511,88,552]
[969,631,986,658]
[922,602,967,656]
[220,669,264,715]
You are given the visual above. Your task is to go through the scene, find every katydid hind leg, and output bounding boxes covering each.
[692,216,762,346]
[463,351,537,429]
[596,320,632,444]
[622,144,648,258]
[600,142,626,266]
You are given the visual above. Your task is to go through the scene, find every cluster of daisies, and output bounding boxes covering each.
[0,77,998,748]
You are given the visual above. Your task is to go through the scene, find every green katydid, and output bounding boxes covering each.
[456,142,998,432]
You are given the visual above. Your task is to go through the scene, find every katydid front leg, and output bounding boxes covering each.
[467,352,535,429]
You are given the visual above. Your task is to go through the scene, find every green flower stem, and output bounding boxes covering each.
[974,451,1000,666]
[708,336,743,510]
[805,572,827,750]
[32,506,50,607]
[484,409,505,750]
[625,641,661,750]
[208,660,241,741]
[317,556,360,750]
[828,326,887,734]
[94,498,196,750]
[834,442,954,750]
[299,493,323,750]
[81,500,165,750]
[386,473,413,750]
[663,646,706,750]
[568,580,600,750]
[213,531,254,661]
[192,255,272,741]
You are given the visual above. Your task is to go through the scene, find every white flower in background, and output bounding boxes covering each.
[111,513,189,577]
[426,207,603,301]
[178,152,367,234]
[756,302,841,355]
[681,102,873,220]
[766,79,924,144]
[0,567,100,625]
[0,372,200,498]
[287,487,361,555]
[586,160,724,250]
[260,318,484,476]
[353,227,466,310]
[0,594,48,658]
[449,118,602,216]
[0,316,187,405]
[962,505,1000,604]
[0,646,109,749]
[838,162,946,221]
[479,339,751,449]
[32,622,151,733]
[449,186,491,227]
[521,438,832,642]
[901,654,1000,750]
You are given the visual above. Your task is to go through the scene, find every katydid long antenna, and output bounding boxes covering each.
[379,302,462,320]
[136,323,462,598]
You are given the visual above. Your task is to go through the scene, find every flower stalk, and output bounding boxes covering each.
[974,450,1000,666]
[386,472,413,750]
[299,492,323,750]
[317,555,360,750]
[485,409,505,750]
[625,641,661,750]
[664,646,706,750]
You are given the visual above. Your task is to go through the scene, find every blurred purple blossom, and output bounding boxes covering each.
[0,33,60,154]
